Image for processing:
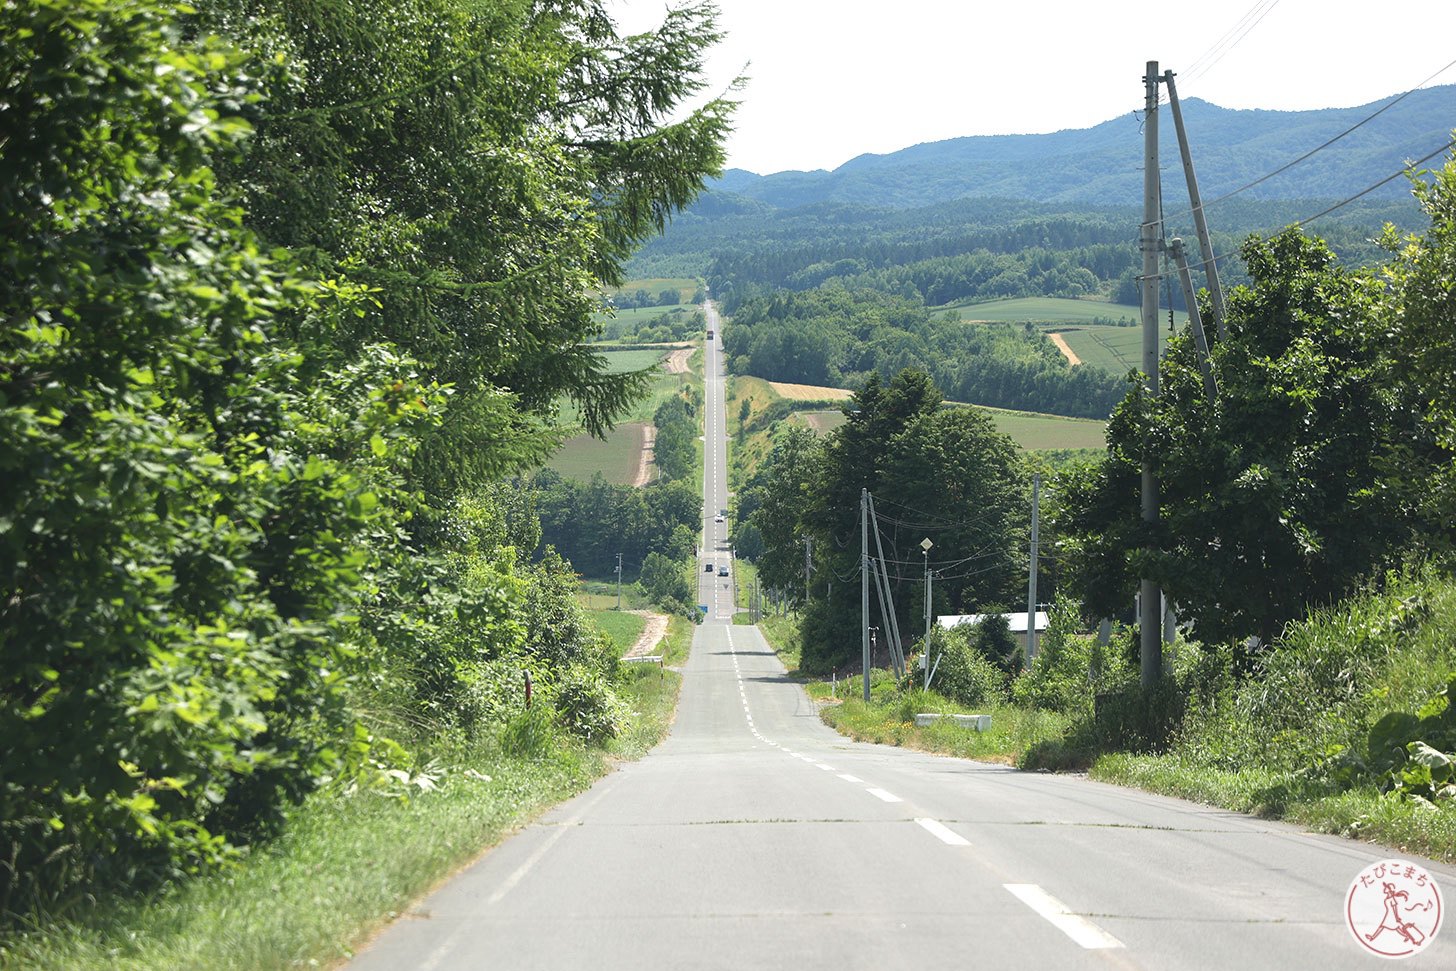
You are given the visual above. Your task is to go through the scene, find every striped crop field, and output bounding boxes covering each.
[1048,323,1182,375]
[936,296,1188,328]
[766,381,852,401]
[546,421,648,485]
[790,405,1104,451]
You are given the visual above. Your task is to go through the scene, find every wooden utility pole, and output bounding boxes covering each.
[1164,70,1227,336]
[1140,61,1163,688]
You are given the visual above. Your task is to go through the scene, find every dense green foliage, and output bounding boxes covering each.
[1058,227,1451,648]
[533,471,699,585]
[740,370,1030,672]
[721,288,1123,418]
[2,0,728,920]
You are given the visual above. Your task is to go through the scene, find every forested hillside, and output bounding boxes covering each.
[701,86,1456,209]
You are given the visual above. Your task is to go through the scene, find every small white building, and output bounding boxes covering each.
[936,612,1049,652]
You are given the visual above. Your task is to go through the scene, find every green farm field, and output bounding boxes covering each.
[787,402,1105,451]
[614,277,698,301]
[1049,322,1182,374]
[591,305,695,327]
[545,422,648,485]
[935,295,1188,327]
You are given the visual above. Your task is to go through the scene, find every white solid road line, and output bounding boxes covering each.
[1003,883,1125,950]
[914,817,971,846]
[865,788,902,803]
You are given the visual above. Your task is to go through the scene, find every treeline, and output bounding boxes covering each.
[1,0,728,918]
[721,288,1124,418]
[632,193,1419,305]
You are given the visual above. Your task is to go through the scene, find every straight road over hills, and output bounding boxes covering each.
[349,302,1456,969]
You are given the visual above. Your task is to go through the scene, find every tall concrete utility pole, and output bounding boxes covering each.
[1025,474,1041,668]
[861,488,871,702]
[1169,238,1218,399]
[1164,69,1227,336]
[615,552,623,610]
[1140,61,1163,688]
[922,539,934,690]
[804,536,812,604]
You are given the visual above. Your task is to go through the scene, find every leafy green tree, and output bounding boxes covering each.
[1064,229,1445,648]
[880,407,1027,623]
[1388,156,1456,539]
[1,0,440,906]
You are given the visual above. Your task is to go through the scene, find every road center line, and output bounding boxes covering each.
[914,817,970,846]
[837,773,863,783]
[1003,883,1124,950]
[865,787,902,803]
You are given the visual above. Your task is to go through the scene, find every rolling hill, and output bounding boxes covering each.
[701,85,1456,211]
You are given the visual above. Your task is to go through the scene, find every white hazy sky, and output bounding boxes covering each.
[609,0,1456,175]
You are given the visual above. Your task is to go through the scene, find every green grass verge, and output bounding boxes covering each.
[755,613,802,673]
[0,666,681,970]
[808,679,1071,764]
[588,609,646,653]
[1090,754,1456,864]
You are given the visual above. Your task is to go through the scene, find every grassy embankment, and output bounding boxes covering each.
[800,573,1456,863]
[0,613,686,971]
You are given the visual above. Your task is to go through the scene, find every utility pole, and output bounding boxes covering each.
[1164,69,1227,336]
[861,488,871,702]
[1025,474,1041,668]
[1140,60,1164,688]
[615,552,623,610]
[1168,238,1218,399]
[921,537,933,690]
[804,536,812,605]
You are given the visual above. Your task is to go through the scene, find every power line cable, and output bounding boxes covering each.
[1163,55,1456,223]
[1182,0,1283,84]
[1150,136,1456,283]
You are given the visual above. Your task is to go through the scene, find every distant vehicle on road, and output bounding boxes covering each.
[718,565,729,577]
[714,514,725,523]
[704,563,714,572]
[706,329,714,339]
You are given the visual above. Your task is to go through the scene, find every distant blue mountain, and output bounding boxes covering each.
[706,86,1456,209]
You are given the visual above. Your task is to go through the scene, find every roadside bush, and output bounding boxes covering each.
[1012,598,1093,713]
[554,665,626,744]
[932,627,1008,708]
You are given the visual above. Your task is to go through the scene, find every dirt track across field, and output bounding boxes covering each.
[664,347,692,374]
[622,610,668,658]
[632,424,656,487]
[1049,332,1082,366]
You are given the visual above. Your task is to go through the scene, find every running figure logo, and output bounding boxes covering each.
[1345,860,1443,959]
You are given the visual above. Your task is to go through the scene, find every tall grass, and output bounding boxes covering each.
[0,667,682,970]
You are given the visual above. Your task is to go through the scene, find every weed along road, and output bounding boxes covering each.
[348,304,1456,970]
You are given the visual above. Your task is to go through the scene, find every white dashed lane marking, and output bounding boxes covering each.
[866,788,902,803]
[915,817,970,846]
[1003,884,1124,950]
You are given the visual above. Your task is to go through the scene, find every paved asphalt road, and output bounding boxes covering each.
[350,305,1456,969]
